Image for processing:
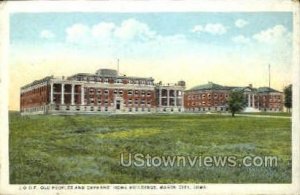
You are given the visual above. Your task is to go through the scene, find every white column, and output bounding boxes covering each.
[167,89,170,107]
[50,82,54,104]
[174,90,177,107]
[71,84,75,105]
[61,83,65,105]
[248,94,250,107]
[159,88,162,107]
[252,94,255,108]
[81,85,84,105]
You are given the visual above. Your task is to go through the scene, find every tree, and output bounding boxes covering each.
[227,90,247,117]
[284,84,292,113]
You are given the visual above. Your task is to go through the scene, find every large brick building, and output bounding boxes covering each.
[20,69,284,115]
[20,68,185,115]
[184,82,284,112]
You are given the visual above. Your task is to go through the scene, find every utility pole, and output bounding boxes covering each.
[117,58,120,75]
[269,64,271,88]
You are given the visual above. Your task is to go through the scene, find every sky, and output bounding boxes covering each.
[9,12,293,110]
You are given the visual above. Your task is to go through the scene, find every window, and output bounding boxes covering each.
[116,79,122,84]
[134,99,139,105]
[114,89,118,94]
[104,89,109,95]
[90,107,94,111]
[135,90,139,96]
[128,90,133,95]
[147,91,151,96]
[104,78,109,83]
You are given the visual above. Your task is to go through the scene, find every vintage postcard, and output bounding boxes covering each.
[0,0,299,194]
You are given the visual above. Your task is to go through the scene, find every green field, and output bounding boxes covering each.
[236,112,292,117]
[9,112,291,184]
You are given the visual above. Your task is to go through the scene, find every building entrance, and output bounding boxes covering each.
[116,100,121,110]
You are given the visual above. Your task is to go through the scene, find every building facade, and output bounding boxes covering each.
[184,82,284,112]
[20,70,284,115]
[20,69,185,115]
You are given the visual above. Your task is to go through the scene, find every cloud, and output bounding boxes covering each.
[192,23,227,35]
[91,22,116,39]
[40,30,55,39]
[66,23,90,43]
[252,25,292,44]
[114,18,156,41]
[232,35,250,44]
[65,18,158,44]
[235,19,248,28]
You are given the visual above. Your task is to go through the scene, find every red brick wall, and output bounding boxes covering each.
[184,90,229,109]
[20,85,49,111]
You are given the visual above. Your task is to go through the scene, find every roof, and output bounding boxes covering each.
[188,82,282,93]
[188,82,228,91]
[21,76,53,89]
[257,87,281,93]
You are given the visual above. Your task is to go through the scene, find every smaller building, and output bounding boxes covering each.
[184,82,283,112]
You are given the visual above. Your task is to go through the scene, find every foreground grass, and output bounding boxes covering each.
[9,112,291,184]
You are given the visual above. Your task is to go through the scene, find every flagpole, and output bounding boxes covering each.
[269,64,271,88]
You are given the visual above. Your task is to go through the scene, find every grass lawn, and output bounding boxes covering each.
[236,112,291,117]
[9,112,291,184]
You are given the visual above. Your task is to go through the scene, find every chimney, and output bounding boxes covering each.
[249,84,252,88]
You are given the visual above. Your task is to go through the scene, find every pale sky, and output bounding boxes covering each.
[9,12,293,110]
